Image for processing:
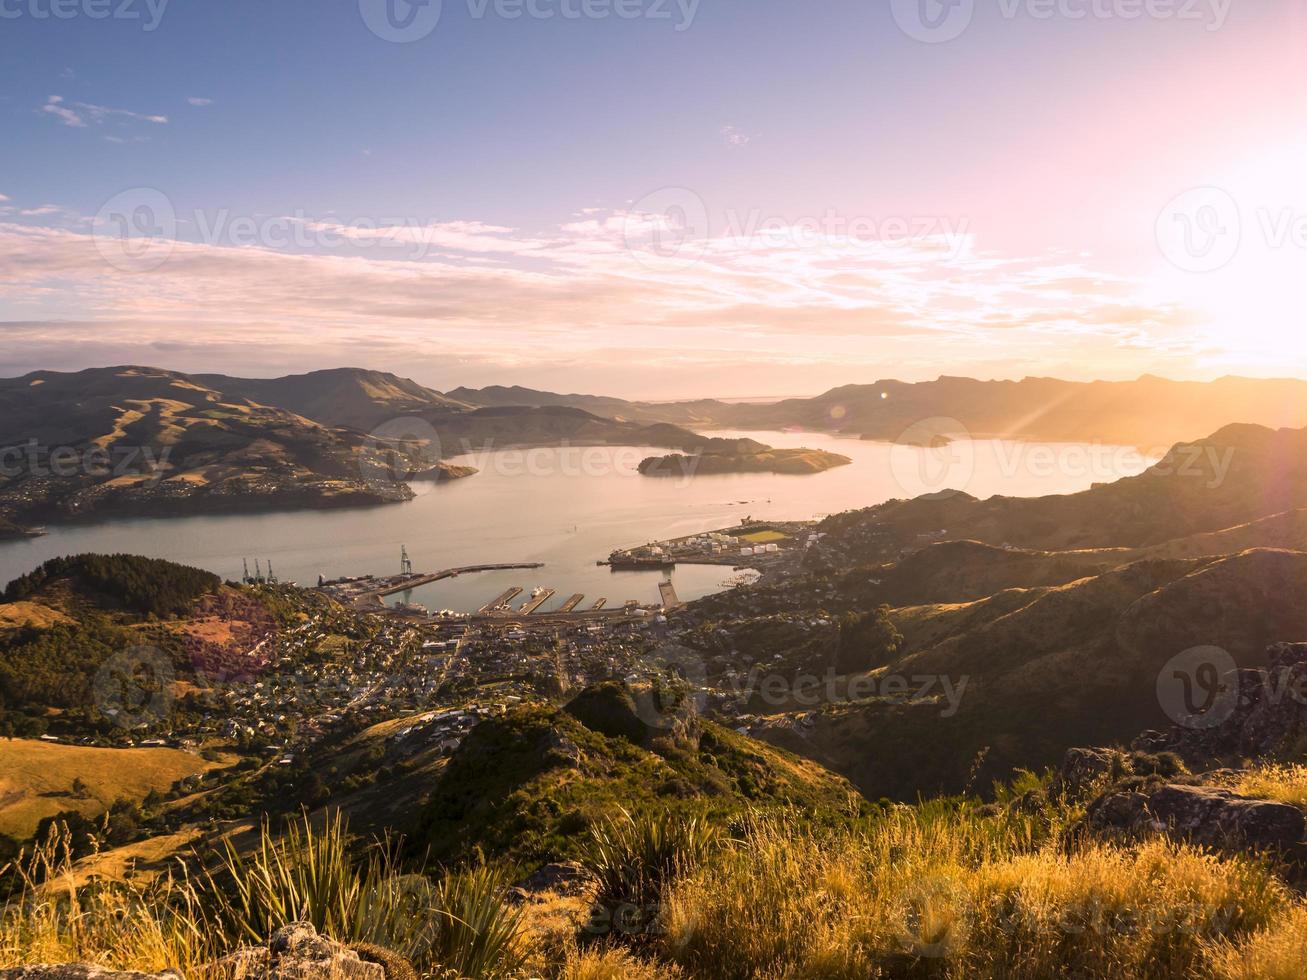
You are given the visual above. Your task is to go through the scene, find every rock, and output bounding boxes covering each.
[1144,642,1307,765]
[219,922,384,980]
[1149,785,1306,852]
[1055,746,1131,798]
[519,860,597,896]
[0,969,181,980]
[1085,783,1306,855]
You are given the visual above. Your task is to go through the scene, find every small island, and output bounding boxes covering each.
[638,447,852,477]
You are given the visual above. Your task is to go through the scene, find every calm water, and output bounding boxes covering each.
[0,431,1156,611]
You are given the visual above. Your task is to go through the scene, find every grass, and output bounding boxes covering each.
[0,739,221,840]
[2,813,528,980]
[1232,764,1307,808]
[658,805,1298,979]
[7,789,1307,977]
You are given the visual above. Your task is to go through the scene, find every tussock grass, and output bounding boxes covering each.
[2,814,526,979]
[658,805,1295,979]
[580,807,721,910]
[1233,764,1307,808]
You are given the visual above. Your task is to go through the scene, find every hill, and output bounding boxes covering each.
[0,739,220,842]
[815,422,1307,561]
[0,366,419,527]
[413,690,863,871]
[196,368,471,432]
[447,374,1307,448]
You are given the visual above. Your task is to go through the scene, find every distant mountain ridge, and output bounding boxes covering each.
[453,374,1307,449]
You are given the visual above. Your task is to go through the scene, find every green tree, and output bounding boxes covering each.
[835,605,903,675]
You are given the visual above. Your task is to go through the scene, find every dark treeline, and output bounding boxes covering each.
[3,554,220,618]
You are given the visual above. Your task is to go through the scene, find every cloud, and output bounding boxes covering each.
[187,97,213,107]
[41,96,85,128]
[39,96,169,129]
[0,194,9,203]
[0,204,1208,392]
[721,125,753,147]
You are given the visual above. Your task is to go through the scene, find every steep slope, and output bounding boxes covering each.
[818,422,1307,559]
[755,550,1307,800]
[0,366,416,524]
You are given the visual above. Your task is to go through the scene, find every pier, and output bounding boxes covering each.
[519,588,556,615]
[558,593,585,613]
[479,587,523,615]
[590,598,607,610]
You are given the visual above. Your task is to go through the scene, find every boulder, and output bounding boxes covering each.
[219,922,384,980]
[1085,783,1306,855]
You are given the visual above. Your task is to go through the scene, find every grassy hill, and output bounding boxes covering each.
[413,692,864,872]
[0,366,417,525]
[0,739,219,841]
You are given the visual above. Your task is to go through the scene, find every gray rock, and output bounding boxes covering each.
[1086,782,1306,855]
[0,969,181,980]
[219,922,384,980]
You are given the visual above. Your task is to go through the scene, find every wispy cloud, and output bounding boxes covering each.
[41,96,85,128]
[0,203,1212,393]
[39,95,169,129]
[187,97,213,107]
[721,125,753,147]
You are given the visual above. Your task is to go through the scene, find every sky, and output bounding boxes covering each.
[1,0,1305,398]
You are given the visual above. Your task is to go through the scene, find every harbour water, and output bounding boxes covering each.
[0,430,1157,612]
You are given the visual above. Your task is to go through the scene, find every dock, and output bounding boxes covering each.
[558,593,585,613]
[590,598,606,610]
[479,587,523,615]
[520,588,556,615]
[658,579,681,610]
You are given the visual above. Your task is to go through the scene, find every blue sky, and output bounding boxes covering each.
[1,0,1303,396]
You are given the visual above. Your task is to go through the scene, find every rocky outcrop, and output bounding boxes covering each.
[1136,642,1307,764]
[507,860,598,904]
[1084,782,1306,856]
[0,969,180,980]
[219,923,388,980]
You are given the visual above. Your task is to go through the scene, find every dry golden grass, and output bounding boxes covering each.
[0,602,74,632]
[1207,905,1307,980]
[1233,764,1307,808]
[660,806,1296,980]
[0,740,219,840]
